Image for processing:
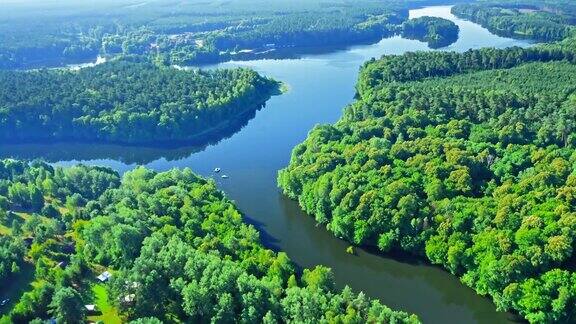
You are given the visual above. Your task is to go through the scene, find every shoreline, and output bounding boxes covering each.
[0,82,283,149]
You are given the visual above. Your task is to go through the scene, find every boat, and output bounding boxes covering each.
[214,168,221,173]
[221,175,229,179]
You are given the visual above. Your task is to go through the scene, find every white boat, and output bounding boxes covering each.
[214,168,221,173]
[221,175,229,179]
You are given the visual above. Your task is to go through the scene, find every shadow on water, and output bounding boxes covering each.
[360,245,526,323]
[275,193,526,323]
[0,104,264,165]
[221,33,399,62]
[203,28,461,67]
[240,213,283,254]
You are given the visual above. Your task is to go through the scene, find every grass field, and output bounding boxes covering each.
[0,225,9,235]
[87,284,122,324]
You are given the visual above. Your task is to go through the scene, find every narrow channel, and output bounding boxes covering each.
[0,6,532,323]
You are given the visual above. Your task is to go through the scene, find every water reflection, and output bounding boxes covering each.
[0,104,263,165]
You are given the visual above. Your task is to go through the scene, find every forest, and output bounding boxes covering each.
[355,40,576,94]
[475,0,576,23]
[0,0,471,69]
[97,5,406,66]
[0,59,279,145]
[451,3,575,41]
[0,0,398,69]
[401,16,460,48]
[0,160,419,323]
[278,35,576,323]
[3,0,576,323]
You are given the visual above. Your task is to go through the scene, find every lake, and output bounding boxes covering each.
[0,6,532,323]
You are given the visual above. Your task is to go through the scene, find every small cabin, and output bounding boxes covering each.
[85,304,97,313]
[97,271,112,282]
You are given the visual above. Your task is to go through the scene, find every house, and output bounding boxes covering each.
[97,271,112,282]
[85,304,98,315]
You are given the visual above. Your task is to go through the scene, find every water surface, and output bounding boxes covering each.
[1,6,532,323]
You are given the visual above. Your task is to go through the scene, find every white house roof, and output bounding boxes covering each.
[97,271,112,282]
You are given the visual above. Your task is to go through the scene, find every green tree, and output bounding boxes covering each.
[49,287,85,324]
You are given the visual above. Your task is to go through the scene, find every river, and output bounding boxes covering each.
[0,6,532,323]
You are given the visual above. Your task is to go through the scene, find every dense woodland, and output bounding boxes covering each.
[0,60,278,144]
[475,0,576,23]
[0,0,473,69]
[452,3,575,41]
[355,39,576,93]
[0,160,419,323]
[279,35,576,323]
[401,16,459,48]
[0,0,400,69]
[99,6,406,66]
[3,0,576,323]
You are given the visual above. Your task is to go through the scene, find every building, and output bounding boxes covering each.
[97,271,112,282]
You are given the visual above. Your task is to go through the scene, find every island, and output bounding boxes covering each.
[401,16,459,48]
[0,60,280,145]
[0,160,419,323]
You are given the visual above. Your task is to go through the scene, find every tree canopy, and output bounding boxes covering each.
[0,160,419,323]
[0,60,278,145]
[0,0,417,69]
[401,16,459,48]
[279,37,576,323]
[452,3,575,42]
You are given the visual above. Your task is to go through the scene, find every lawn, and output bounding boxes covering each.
[87,284,122,324]
[1,212,33,236]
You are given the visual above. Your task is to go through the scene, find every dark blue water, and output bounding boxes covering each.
[0,6,532,323]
